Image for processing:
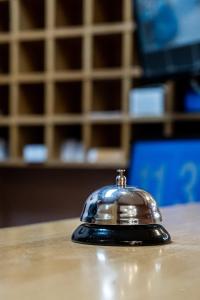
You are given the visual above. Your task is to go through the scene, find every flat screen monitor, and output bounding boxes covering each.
[134,0,200,78]
[128,140,200,206]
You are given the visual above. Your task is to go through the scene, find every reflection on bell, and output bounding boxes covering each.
[72,169,171,246]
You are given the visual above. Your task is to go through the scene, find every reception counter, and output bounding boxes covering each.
[0,204,200,300]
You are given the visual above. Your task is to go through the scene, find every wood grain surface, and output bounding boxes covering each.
[0,204,200,300]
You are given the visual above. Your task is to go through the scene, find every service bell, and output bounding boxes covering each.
[72,169,171,246]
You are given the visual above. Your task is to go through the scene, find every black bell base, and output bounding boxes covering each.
[72,223,171,246]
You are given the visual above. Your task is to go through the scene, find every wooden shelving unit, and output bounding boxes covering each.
[0,0,197,168]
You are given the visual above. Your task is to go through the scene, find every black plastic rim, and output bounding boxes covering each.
[71,223,171,246]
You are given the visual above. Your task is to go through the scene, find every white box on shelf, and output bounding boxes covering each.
[129,86,165,117]
[23,144,48,163]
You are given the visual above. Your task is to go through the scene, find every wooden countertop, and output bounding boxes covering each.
[0,204,200,300]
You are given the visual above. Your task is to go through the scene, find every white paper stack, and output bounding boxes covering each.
[60,140,84,162]
[0,139,7,161]
[23,144,48,163]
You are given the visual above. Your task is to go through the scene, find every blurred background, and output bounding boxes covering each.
[0,0,200,227]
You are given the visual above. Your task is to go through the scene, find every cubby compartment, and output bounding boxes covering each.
[0,126,9,160]
[132,32,140,67]
[172,79,188,113]
[18,83,45,115]
[18,40,45,73]
[174,121,200,138]
[131,123,164,141]
[55,0,83,27]
[93,0,122,24]
[54,81,82,115]
[0,43,9,74]
[93,34,122,69]
[131,77,153,88]
[172,78,200,113]
[55,37,83,71]
[91,79,121,113]
[19,0,45,30]
[90,124,121,148]
[53,124,83,161]
[17,126,45,158]
[0,85,9,116]
[0,1,10,32]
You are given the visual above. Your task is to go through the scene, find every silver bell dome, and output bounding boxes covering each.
[81,169,162,225]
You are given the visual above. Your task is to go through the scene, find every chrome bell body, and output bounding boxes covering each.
[72,170,171,246]
[81,187,162,226]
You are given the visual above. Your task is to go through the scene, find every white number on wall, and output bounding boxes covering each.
[180,162,198,202]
